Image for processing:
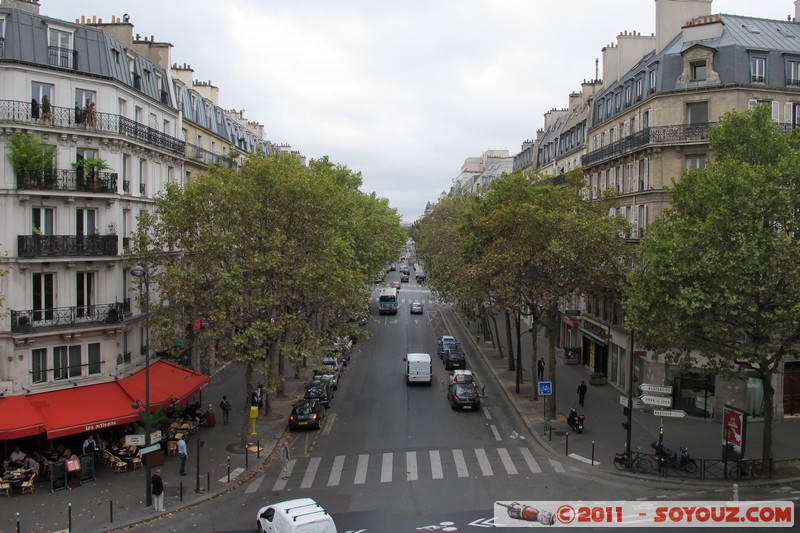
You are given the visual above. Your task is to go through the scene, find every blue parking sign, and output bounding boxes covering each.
[539,381,552,396]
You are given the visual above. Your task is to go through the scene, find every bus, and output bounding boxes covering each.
[378,287,398,315]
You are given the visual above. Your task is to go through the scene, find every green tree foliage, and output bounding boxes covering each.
[131,151,403,447]
[627,105,800,461]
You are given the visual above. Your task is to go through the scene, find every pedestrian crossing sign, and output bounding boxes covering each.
[538,381,552,395]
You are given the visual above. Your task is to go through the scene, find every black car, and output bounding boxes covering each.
[400,274,409,283]
[304,382,334,408]
[447,382,481,410]
[443,347,466,370]
[288,399,326,429]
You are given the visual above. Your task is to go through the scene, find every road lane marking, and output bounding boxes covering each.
[381,452,393,483]
[453,449,469,477]
[406,451,418,481]
[498,448,517,475]
[300,457,321,488]
[354,454,369,484]
[475,448,493,476]
[490,425,502,441]
[328,455,344,486]
[245,474,264,493]
[322,412,336,436]
[271,459,296,490]
[430,450,443,479]
[568,453,600,466]
[549,458,565,472]
[483,407,492,421]
[520,448,542,474]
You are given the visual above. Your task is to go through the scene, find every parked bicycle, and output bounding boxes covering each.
[729,458,764,480]
[613,445,653,473]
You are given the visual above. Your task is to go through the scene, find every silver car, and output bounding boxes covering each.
[410,301,423,314]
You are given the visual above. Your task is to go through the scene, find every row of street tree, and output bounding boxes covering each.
[413,106,800,461]
[131,152,406,446]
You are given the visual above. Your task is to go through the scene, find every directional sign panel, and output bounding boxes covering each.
[653,409,686,418]
[138,443,161,455]
[639,383,673,394]
[639,395,672,407]
[539,381,553,396]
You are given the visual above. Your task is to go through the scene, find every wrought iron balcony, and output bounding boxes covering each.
[17,234,118,258]
[48,45,78,70]
[123,297,131,315]
[16,168,118,193]
[11,302,124,332]
[0,99,185,155]
[582,122,716,167]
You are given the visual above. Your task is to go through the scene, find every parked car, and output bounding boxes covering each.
[437,336,458,359]
[288,399,326,430]
[443,347,466,370]
[389,264,396,271]
[447,382,481,410]
[450,369,474,384]
[323,356,343,377]
[313,369,338,390]
[410,301,423,314]
[304,382,334,408]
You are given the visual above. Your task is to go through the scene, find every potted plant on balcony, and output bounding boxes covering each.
[8,132,55,189]
[41,95,52,125]
[72,158,111,191]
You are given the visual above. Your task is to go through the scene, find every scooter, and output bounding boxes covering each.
[567,407,585,434]
[651,441,698,473]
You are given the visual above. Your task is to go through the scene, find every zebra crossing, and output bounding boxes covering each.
[263,447,564,492]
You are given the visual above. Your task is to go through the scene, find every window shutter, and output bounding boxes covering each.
[785,103,793,125]
[748,99,757,110]
[642,158,649,190]
[632,205,640,238]
[772,101,780,122]
[641,205,648,238]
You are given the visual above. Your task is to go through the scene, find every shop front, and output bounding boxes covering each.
[580,317,609,375]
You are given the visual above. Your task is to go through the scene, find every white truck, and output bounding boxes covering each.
[404,353,432,384]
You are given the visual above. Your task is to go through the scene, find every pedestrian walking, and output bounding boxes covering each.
[151,469,165,512]
[219,395,232,425]
[577,380,587,407]
[537,358,545,381]
[280,442,290,480]
[177,436,187,476]
[252,382,264,415]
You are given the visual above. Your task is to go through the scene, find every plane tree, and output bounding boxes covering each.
[626,105,800,462]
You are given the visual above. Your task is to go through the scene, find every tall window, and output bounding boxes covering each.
[635,79,643,99]
[53,345,81,380]
[649,69,657,92]
[751,56,766,83]
[32,207,55,235]
[48,28,72,68]
[33,272,55,322]
[687,101,709,124]
[75,89,96,109]
[31,82,55,112]
[32,348,47,384]
[87,343,101,375]
[76,207,98,236]
[788,60,800,86]
[76,271,95,318]
[625,86,631,106]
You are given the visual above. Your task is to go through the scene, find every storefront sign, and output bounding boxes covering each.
[125,434,145,446]
[722,405,747,455]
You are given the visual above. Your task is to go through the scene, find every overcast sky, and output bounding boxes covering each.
[44,0,793,222]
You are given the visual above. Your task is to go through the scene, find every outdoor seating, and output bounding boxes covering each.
[111,456,127,473]
[131,455,143,470]
[20,473,35,494]
[166,441,178,456]
[0,481,10,496]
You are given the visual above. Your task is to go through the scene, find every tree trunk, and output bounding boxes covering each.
[240,362,254,449]
[515,311,522,393]
[505,310,515,371]
[491,313,503,356]
[530,323,539,401]
[545,302,559,420]
[761,372,775,463]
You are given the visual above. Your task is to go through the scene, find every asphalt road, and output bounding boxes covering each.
[119,272,796,532]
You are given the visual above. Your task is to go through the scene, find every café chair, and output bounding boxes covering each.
[0,481,10,497]
[166,441,178,456]
[112,457,127,473]
[131,455,143,470]
[20,473,36,494]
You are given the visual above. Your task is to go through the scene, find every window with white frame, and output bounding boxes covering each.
[31,82,55,117]
[48,27,73,68]
[788,60,800,86]
[87,343,101,375]
[750,56,766,83]
[32,348,47,384]
[53,345,81,380]
[625,86,631,106]
[33,273,55,322]
[76,271,95,318]
[649,70,657,92]
[76,207,98,236]
[635,79,643,99]
[686,154,707,169]
[33,206,55,235]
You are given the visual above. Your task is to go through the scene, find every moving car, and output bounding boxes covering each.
[447,382,481,410]
[400,274,409,282]
[305,382,334,408]
[410,301,423,314]
[391,281,401,289]
[257,498,336,533]
[288,399,326,430]
[403,353,432,384]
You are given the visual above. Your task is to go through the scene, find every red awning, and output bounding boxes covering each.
[117,359,210,411]
[0,395,46,440]
[27,382,141,439]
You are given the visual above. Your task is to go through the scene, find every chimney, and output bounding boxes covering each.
[655,0,712,54]
[2,0,40,15]
[795,0,799,22]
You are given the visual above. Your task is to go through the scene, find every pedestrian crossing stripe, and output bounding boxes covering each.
[267,448,562,491]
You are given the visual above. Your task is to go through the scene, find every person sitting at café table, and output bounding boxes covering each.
[9,447,26,468]
[23,456,39,475]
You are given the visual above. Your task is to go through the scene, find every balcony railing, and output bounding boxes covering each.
[0,100,185,155]
[11,302,124,332]
[186,143,238,169]
[582,122,716,167]
[16,169,118,193]
[48,45,77,70]
[17,234,118,258]
[123,297,131,315]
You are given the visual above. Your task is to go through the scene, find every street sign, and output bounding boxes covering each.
[138,443,161,455]
[539,381,552,396]
[619,395,645,409]
[639,383,673,394]
[639,395,673,407]
[653,409,686,418]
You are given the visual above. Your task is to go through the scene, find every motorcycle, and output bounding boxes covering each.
[651,441,698,473]
[567,407,585,434]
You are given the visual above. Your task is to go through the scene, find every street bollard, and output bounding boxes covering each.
[180,481,183,502]
[566,432,569,456]
[733,483,739,501]
[16,512,20,533]
[109,500,113,523]
[245,445,249,470]
[207,472,210,492]
[591,441,595,466]
[227,456,231,483]
[68,503,72,533]
[257,440,261,459]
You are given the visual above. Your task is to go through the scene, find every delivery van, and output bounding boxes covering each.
[256,498,337,533]
[404,353,432,384]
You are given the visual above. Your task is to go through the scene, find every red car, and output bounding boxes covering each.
[391,281,401,289]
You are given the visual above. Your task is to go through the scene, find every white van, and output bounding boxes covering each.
[256,498,337,533]
[404,353,432,384]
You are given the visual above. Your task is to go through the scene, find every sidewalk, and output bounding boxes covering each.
[445,308,800,485]
[3,362,311,533]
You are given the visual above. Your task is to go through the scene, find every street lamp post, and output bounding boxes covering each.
[130,265,151,508]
